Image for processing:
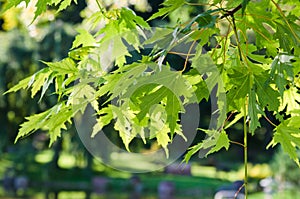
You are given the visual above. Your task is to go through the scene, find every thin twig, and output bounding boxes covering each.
[180,40,197,73]
[168,51,195,57]
[270,0,299,42]
[234,183,245,199]
[230,141,245,147]
[231,15,243,61]
[185,2,213,6]
[220,4,242,19]
[263,115,277,127]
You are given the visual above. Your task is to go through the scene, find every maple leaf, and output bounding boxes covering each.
[15,110,51,143]
[4,76,32,94]
[43,58,78,75]
[270,54,294,96]
[31,68,52,98]
[148,0,185,21]
[254,74,280,112]
[279,87,300,115]
[184,129,230,162]
[0,0,30,15]
[34,0,51,21]
[72,29,96,49]
[91,106,113,138]
[206,130,230,156]
[268,118,300,166]
[226,68,251,111]
[110,103,139,151]
[57,0,77,12]
[248,89,265,133]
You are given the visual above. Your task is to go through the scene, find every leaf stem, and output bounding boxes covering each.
[95,0,103,11]
[263,115,277,127]
[243,101,248,199]
[234,183,245,199]
[180,40,197,73]
[184,2,212,6]
[168,51,195,57]
[230,140,244,147]
[231,16,243,61]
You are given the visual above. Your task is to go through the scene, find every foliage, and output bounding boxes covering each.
[271,147,300,186]
[2,0,300,177]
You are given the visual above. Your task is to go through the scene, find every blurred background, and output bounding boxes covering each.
[1,0,300,198]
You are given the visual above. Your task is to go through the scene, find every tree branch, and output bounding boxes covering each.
[221,4,242,19]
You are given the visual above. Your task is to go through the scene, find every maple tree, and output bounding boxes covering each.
[2,0,300,197]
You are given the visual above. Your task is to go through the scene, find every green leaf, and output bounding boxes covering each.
[255,74,280,111]
[148,104,172,156]
[143,28,174,46]
[279,87,300,115]
[184,129,230,161]
[4,68,53,98]
[206,130,230,156]
[111,63,148,100]
[165,89,181,134]
[15,110,51,143]
[156,124,171,158]
[132,85,182,135]
[184,69,209,102]
[269,118,300,166]
[111,104,137,151]
[248,89,265,133]
[0,0,30,15]
[34,0,52,21]
[31,68,52,98]
[67,83,98,113]
[270,54,294,97]
[236,0,279,56]
[226,0,243,9]
[91,106,113,138]
[241,0,250,15]
[97,23,131,67]
[274,19,300,53]
[195,13,217,29]
[15,102,74,145]
[46,106,73,146]
[134,86,169,121]
[4,76,32,94]
[125,65,194,104]
[57,0,77,12]
[72,29,96,49]
[120,8,149,29]
[40,75,54,102]
[184,142,203,163]
[191,53,227,128]
[226,68,251,111]
[43,58,78,75]
[148,0,185,21]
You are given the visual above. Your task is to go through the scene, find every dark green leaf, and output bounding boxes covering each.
[248,89,265,133]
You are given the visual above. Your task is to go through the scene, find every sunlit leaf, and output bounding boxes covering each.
[148,0,185,21]
[269,118,300,166]
[72,29,96,49]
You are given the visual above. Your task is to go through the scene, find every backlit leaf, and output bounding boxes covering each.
[72,29,96,49]
[206,130,230,156]
[148,0,185,21]
[269,118,300,166]
[91,106,113,138]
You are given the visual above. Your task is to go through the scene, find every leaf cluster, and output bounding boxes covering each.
[3,0,300,165]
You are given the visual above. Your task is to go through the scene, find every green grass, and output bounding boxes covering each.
[249,190,300,199]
